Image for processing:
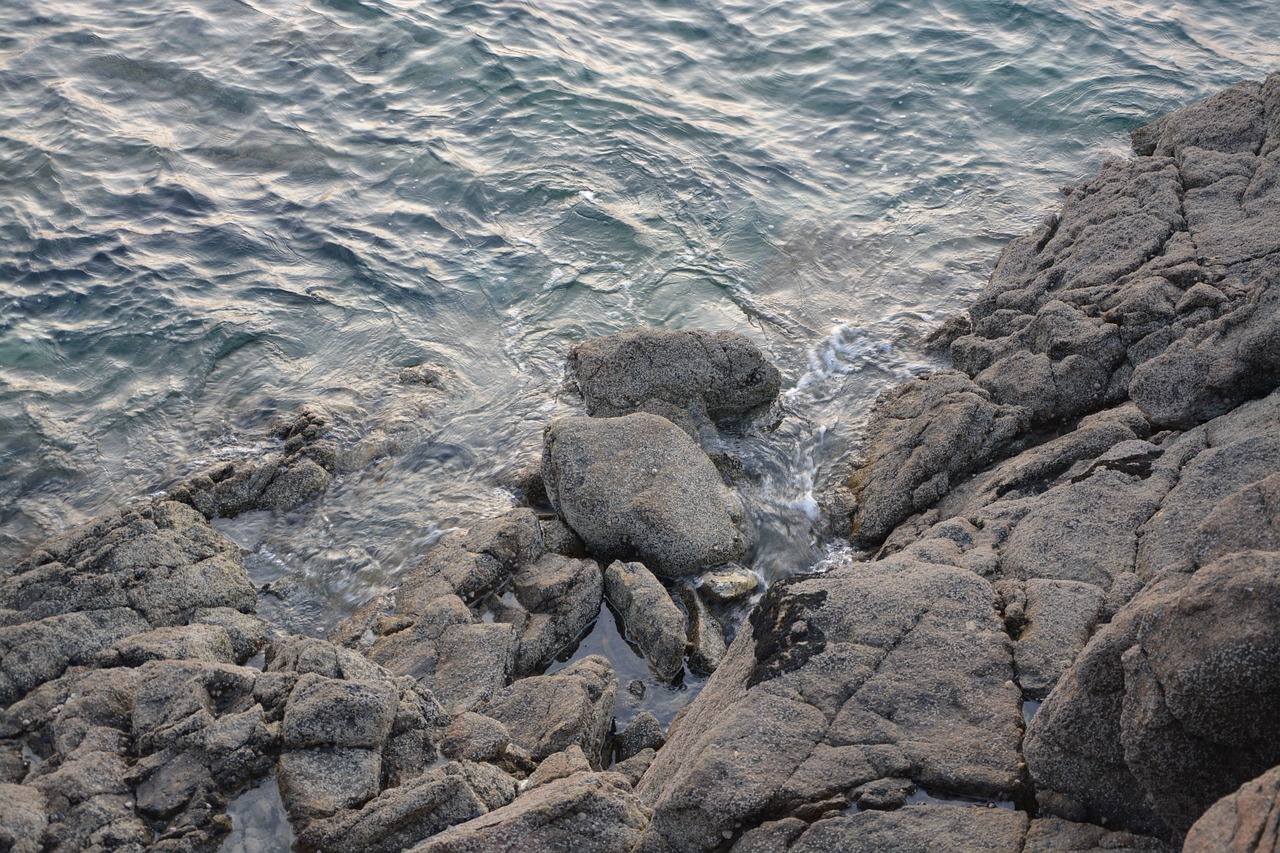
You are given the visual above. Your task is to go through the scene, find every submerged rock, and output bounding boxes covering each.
[542,414,750,576]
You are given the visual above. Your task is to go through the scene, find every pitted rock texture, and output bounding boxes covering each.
[566,328,781,437]
[167,407,337,519]
[0,500,259,707]
[542,414,751,576]
[850,73,1280,548]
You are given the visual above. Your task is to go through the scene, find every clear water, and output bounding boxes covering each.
[2,1,1277,642]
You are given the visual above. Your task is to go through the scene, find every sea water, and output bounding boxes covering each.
[2,0,1277,728]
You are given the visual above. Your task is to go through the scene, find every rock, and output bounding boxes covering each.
[295,761,517,853]
[612,712,666,764]
[1184,765,1280,853]
[732,806,1029,853]
[1026,550,1280,837]
[0,501,256,705]
[396,509,545,613]
[110,624,239,667]
[567,329,781,435]
[542,414,750,576]
[440,713,511,764]
[512,553,603,676]
[1136,392,1280,580]
[698,567,759,604]
[636,560,1023,852]
[679,585,727,676]
[409,770,651,853]
[482,656,617,769]
[266,634,389,682]
[525,745,593,791]
[850,776,914,810]
[613,749,657,788]
[167,407,336,518]
[0,782,47,853]
[281,675,399,751]
[1014,580,1107,700]
[367,595,517,714]
[1022,817,1175,853]
[848,370,1030,547]
[604,561,687,681]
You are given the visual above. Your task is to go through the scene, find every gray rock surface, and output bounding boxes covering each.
[0,500,259,706]
[511,553,603,676]
[294,760,517,853]
[167,407,336,518]
[481,656,617,769]
[567,328,781,436]
[635,560,1023,851]
[1026,550,1280,836]
[604,560,687,681]
[543,414,750,576]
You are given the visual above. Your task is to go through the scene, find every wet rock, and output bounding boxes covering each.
[733,806,1029,853]
[1026,550,1280,837]
[440,712,511,764]
[481,656,616,768]
[0,501,256,705]
[399,363,447,387]
[543,413,750,576]
[168,408,336,519]
[567,328,781,435]
[698,567,759,605]
[512,553,603,676]
[604,560,687,681]
[295,760,517,853]
[636,560,1023,852]
[679,584,726,676]
[1184,764,1280,853]
[409,770,651,853]
[612,712,666,764]
[396,509,545,613]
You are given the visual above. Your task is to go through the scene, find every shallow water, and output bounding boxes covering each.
[2,0,1277,703]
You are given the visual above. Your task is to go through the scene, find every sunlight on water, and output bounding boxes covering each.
[1,0,1277,641]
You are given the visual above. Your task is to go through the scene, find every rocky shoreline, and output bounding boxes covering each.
[3,75,1279,852]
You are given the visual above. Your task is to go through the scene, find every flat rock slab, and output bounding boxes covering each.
[542,414,750,577]
[635,558,1023,852]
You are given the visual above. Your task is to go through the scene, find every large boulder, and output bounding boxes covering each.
[566,328,781,436]
[542,414,750,576]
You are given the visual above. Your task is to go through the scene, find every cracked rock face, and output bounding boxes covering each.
[634,560,1023,852]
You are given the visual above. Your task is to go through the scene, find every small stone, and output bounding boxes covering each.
[698,567,759,604]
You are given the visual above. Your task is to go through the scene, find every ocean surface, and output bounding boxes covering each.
[2,0,1278,752]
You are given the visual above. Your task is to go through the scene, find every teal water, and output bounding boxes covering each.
[2,1,1277,658]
